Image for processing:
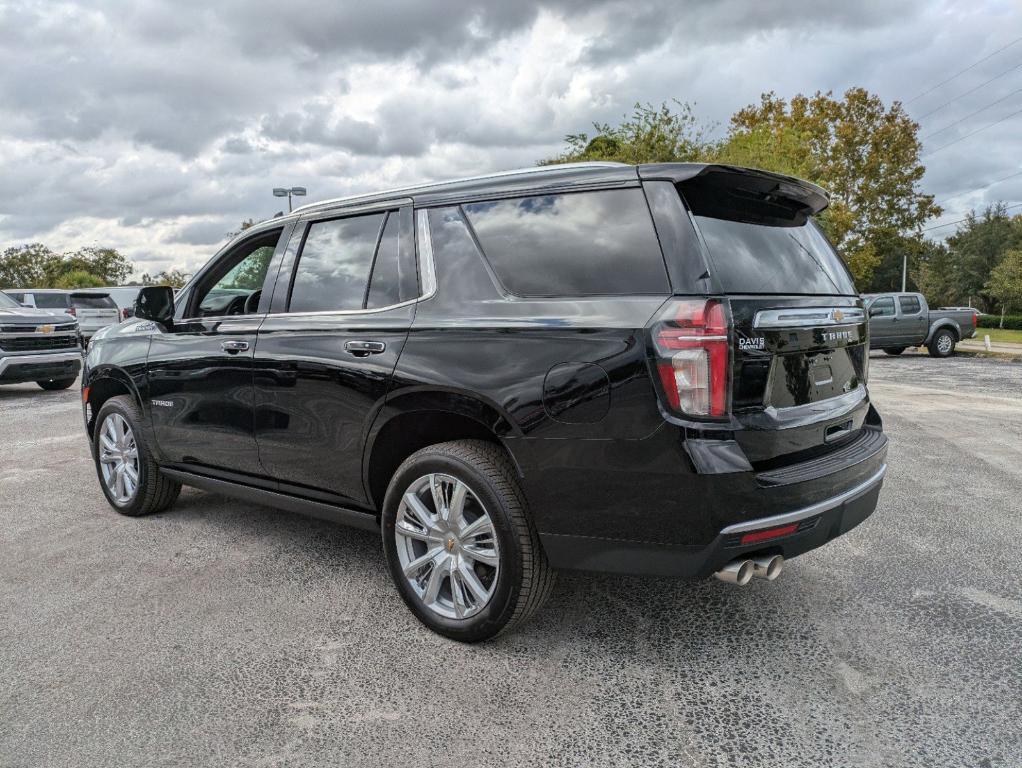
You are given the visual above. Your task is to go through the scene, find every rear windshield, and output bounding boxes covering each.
[71,294,117,309]
[33,293,70,308]
[693,216,856,295]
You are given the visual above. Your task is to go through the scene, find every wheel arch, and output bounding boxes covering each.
[84,367,145,438]
[925,319,960,344]
[363,389,525,512]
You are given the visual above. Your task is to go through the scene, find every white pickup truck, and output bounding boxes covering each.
[863,292,977,358]
[0,290,83,390]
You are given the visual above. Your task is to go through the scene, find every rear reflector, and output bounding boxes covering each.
[650,298,730,418]
[739,522,799,545]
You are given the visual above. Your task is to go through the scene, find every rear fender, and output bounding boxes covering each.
[924,318,959,345]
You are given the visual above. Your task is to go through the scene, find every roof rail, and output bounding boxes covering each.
[291,162,629,214]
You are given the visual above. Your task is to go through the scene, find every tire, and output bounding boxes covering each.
[883,348,906,356]
[37,378,76,390]
[91,395,181,517]
[381,440,555,642]
[927,329,957,358]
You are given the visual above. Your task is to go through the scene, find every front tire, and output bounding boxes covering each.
[92,395,180,516]
[37,378,76,390]
[928,329,956,358]
[883,347,906,356]
[381,440,554,642]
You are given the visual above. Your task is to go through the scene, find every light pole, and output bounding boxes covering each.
[273,186,307,212]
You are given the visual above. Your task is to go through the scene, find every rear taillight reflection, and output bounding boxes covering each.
[67,307,76,317]
[651,298,730,418]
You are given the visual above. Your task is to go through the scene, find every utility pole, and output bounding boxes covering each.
[901,252,907,292]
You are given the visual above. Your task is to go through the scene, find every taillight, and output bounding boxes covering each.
[121,308,130,321]
[67,307,76,317]
[651,298,730,418]
[972,312,977,329]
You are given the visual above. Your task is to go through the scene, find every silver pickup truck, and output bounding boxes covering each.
[864,292,977,358]
[0,290,83,390]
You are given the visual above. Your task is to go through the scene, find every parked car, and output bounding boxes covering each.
[863,292,977,357]
[79,286,143,321]
[6,289,121,344]
[82,162,888,641]
[0,290,82,390]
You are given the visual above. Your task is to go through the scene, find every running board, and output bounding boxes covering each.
[161,468,380,532]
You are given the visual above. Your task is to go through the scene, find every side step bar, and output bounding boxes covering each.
[161,468,380,532]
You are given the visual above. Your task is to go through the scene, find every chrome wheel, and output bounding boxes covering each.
[937,333,953,354]
[394,473,500,620]
[98,413,139,505]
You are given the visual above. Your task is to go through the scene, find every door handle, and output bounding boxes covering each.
[221,340,249,353]
[344,340,386,356]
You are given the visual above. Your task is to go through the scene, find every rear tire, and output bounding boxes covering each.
[381,440,554,642]
[92,395,181,516]
[882,347,906,356]
[37,378,76,390]
[927,329,956,358]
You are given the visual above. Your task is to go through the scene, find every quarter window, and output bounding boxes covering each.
[462,189,669,297]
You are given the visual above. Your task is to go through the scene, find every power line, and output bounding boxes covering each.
[922,202,1022,232]
[922,104,1022,156]
[921,85,1022,139]
[907,36,1022,104]
[936,169,1022,205]
[917,59,1022,119]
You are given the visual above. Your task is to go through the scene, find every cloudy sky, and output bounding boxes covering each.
[1,0,1020,276]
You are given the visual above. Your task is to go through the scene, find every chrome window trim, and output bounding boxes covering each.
[178,208,437,322]
[753,307,865,329]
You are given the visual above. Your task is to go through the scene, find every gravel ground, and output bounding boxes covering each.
[1,352,1020,767]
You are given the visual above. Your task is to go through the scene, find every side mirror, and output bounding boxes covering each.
[134,286,175,325]
[868,306,881,318]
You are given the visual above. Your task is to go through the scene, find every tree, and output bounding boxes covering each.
[0,244,58,287]
[542,101,713,165]
[141,269,189,288]
[943,205,1022,312]
[917,241,961,309]
[986,249,1022,327]
[715,88,940,285]
[54,270,106,289]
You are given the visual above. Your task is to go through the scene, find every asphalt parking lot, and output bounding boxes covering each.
[2,351,1020,767]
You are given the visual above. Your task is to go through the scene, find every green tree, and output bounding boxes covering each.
[917,241,961,308]
[141,269,189,288]
[53,270,106,289]
[943,205,1022,313]
[715,88,940,285]
[542,101,713,165]
[0,244,59,287]
[986,248,1022,327]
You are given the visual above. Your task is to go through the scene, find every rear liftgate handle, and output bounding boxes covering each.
[344,340,386,357]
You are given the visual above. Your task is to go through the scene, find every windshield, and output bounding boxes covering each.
[693,216,857,295]
[0,291,21,308]
[71,294,116,309]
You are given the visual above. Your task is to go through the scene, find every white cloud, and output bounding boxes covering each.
[0,0,1020,274]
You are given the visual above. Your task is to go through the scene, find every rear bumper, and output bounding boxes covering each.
[540,463,886,578]
[0,351,82,383]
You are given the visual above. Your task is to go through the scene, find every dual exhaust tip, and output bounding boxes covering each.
[714,555,784,585]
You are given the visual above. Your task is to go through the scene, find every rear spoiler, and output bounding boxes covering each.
[638,163,829,217]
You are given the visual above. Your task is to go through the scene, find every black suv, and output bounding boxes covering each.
[82,162,887,641]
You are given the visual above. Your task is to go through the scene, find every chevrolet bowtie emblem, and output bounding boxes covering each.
[38,324,54,334]
[832,310,844,323]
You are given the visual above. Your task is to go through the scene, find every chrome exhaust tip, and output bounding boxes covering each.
[751,554,784,581]
[714,559,754,586]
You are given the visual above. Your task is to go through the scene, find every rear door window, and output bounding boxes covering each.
[289,212,389,313]
[898,295,921,314]
[366,210,418,309]
[462,189,669,297]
